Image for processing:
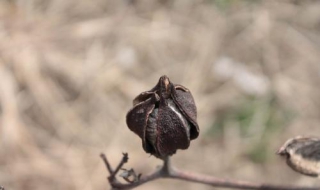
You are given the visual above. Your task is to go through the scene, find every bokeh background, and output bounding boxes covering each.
[1,0,320,189]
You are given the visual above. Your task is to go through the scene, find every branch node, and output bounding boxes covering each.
[120,168,142,183]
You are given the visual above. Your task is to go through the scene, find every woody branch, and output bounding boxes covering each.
[100,153,320,190]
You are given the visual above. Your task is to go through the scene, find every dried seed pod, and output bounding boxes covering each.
[277,136,320,177]
[126,75,199,158]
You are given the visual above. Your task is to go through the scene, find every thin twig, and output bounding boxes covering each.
[101,153,320,190]
[111,153,129,179]
[100,153,113,174]
[171,169,320,190]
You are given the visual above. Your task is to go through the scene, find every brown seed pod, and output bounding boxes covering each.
[126,75,199,158]
[277,136,320,177]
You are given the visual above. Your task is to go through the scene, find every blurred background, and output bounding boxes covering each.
[1,0,320,189]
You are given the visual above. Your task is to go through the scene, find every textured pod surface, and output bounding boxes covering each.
[277,136,320,177]
[126,75,199,158]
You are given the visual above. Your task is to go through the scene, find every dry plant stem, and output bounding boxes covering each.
[171,170,320,190]
[101,153,320,190]
[100,154,114,174]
